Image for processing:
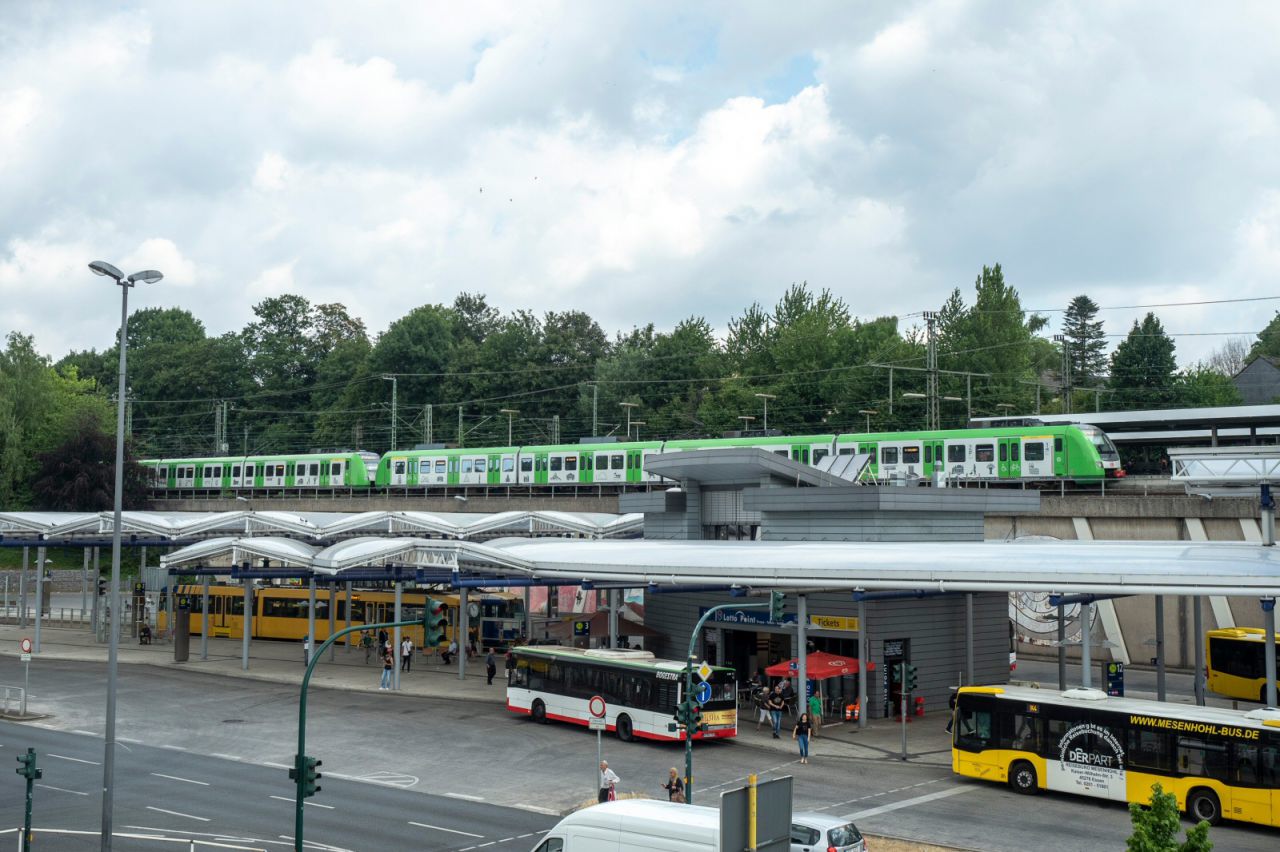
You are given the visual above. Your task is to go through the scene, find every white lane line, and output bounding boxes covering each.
[269,795,335,809]
[408,822,483,838]
[210,753,241,761]
[159,744,187,751]
[146,805,211,822]
[842,785,976,821]
[37,783,88,796]
[513,804,559,815]
[263,761,291,770]
[119,737,143,744]
[152,772,210,786]
[48,753,100,765]
[72,729,97,736]
[445,792,484,802]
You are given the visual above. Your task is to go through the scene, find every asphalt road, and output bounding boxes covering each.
[3,656,1278,852]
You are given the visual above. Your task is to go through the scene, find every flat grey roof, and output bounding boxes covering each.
[644,447,859,487]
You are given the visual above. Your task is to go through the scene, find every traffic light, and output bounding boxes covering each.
[289,754,322,798]
[97,579,107,597]
[904,664,918,691]
[423,598,446,648]
[890,664,902,684]
[15,749,41,781]
[689,704,704,734]
[769,591,785,623]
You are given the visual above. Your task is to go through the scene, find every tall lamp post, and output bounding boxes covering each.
[857,408,877,433]
[381,375,397,451]
[631,421,646,442]
[89,260,163,851]
[619,402,638,439]
[499,408,518,446]
[754,393,776,432]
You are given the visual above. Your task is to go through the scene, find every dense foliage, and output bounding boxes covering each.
[0,266,1250,506]
[1126,783,1212,852]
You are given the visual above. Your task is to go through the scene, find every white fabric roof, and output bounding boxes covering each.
[160,536,1280,596]
[158,536,320,568]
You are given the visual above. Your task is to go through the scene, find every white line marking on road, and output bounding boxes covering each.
[445,792,484,802]
[270,795,334,809]
[48,753,100,765]
[513,804,559,815]
[477,844,496,849]
[152,773,209,786]
[159,744,187,751]
[37,783,88,796]
[146,806,211,822]
[72,729,97,736]
[498,839,513,845]
[119,737,143,744]
[408,821,483,838]
[841,785,976,821]
[210,753,241,761]
[263,761,291,769]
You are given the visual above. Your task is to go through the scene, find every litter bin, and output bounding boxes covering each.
[173,605,191,662]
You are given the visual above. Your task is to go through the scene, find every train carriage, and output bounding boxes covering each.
[142,451,377,492]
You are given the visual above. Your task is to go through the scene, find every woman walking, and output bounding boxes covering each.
[662,767,685,803]
[379,648,394,690]
[793,712,813,764]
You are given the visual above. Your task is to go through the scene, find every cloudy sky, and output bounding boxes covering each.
[2,1,1278,366]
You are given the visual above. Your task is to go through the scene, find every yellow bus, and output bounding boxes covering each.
[952,685,1280,827]
[159,585,525,651]
[1207,628,1280,705]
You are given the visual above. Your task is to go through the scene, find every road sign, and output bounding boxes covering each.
[19,637,32,654]
[588,715,607,731]
[1106,662,1125,697]
[696,661,714,682]
[573,619,590,637]
[694,681,712,705]
[588,695,607,718]
[20,653,31,663]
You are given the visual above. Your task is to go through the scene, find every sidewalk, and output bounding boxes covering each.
[0,622,954,762]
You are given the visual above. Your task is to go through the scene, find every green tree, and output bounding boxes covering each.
[1109,313,1178,409]
[1248,311,1280,361]
[30,410,149,510]
[1175,367,1243,408]
[1126,783,1212,852]
[1061,295,1107,383]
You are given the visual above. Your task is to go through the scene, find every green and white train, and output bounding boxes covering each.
[141,423,1120,493]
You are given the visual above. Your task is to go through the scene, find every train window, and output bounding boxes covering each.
[214,465,223,478]
[475,459,486,473]
[550,457,562,472]
[203,466,211,479]
[521,458,533,472]
[277,464,286,477]
[503,458,515,472]
[881,447,898,464]
[903,446,920,464]
[1054,437,1063,452]
[999,444,1008,462]
[565,456,578,472]
[232,466,241,478]
[948,445,966,462]
[975,445,994,462]
[838,447,854,456]
[462,459,474,473]
[612,454,624,469]
[814,449,828,464]
[436,460,446,473]
[596,455,609,471]
[419,460,431,475]
[310,463,319,476]
[924,446,932,464]
[1025,443,1044,461]
[331,462,342,476]
[393,460,406,475]
[1010,444,1019,462]
[263,597,305,618]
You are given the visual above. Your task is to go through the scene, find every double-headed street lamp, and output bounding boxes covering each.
[499,408,518,445]
[857,408,878,433]
[631,421,646,441]
[754,393,776,432]
[89,260,163,851]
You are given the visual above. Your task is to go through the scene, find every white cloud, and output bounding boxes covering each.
[120,238,198,287]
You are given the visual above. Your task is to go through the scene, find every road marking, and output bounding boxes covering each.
[146,806,211,822]
[263,761,291,769]
[37,783,88,796]
[48,753,100,765]
[152,773,209,786]
[513,804,559,815]
[160,744,187,751]
[269,795,334,810]
[841,785,976,821]
[445,792,484,802]
[72,729,97,736]
[408,821,483,838]
[119,737,143,744]
[210,753,241,761]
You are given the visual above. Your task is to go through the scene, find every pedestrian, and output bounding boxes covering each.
[504,649,516,684]
[661,767,685,803]
[379,649,394,690]
[446,637,458,665]
[767,687,786,738]
[598,760,620,803]
[485,648,497,685]
[808,688,822,736]
[946,692,958,735]
[754,686,770,731]
[794,712,813,764]
[401,636,414,672]
[361,630,374,664]
[377,628,388,653]
[302,634,313,665]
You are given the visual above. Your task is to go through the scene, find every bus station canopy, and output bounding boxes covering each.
[161,536,1280,598]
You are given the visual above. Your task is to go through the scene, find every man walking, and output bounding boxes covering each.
[767,687,786,739]
[485,648,497,685]
[401,635,414,672]
[598,760,619,803]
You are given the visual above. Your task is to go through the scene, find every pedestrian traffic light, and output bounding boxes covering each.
[769,591,785,623]
[423,597,446,648]
[289,754,322,798]
[890,664,902,684]
[97,579,107,597]
[904,663,918,691]
[15,749,41,781]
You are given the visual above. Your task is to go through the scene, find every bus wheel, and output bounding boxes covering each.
[1008,761,1039,795]
[616,714,634,742]
[531,700,547,724]
[1187,789,1221,825]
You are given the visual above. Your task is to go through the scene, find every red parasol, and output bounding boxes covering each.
[764,650,876,680]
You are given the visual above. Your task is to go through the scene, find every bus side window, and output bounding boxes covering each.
[1127,729,1173,773]
[1260,743,1280,786]
[955,706,992,750]
[1177,736,1229,780]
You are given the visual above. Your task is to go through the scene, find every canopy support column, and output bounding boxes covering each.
[459,586,469,681]
[1057,602,1066,690]
[797,593,808,714]
[858,598,867,730]
[1193,596,1204,706]
[1155,596,1166,701]
[1080,601,1093,689]
[307,577,317,667]
[242,581,253,671]
[965,593,974,684]
[1264,598,1277,707]
[608,589,618,649]
[201,577,209,661]
[328,585,337,662]
[393,582,402,690]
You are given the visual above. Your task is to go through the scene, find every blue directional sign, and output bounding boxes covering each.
[694,681,712,705]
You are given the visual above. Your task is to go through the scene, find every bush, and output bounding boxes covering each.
[1126,783,1211,852]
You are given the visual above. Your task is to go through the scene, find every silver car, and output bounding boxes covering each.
[790,810,866,852]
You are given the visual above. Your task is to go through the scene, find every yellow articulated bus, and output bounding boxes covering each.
[952,685,1280,827]
[158,585,525,651]
[1207,628,1280,705]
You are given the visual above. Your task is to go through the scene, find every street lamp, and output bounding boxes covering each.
[381,375,397,451]
[631,420,646,441]
[857,409,878,433]
[620,402,638,439]
[902,392,926,399]
[499,408,518,446]
[89,260,162,850]
[754,393,776,432]
[995,403,1015,417]
[738,415,755,433]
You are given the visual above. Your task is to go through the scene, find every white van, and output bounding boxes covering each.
[530,800,719,852]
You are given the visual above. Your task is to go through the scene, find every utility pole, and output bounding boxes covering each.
[457,406,464,447]
[222,401,231,453]
[552,414,560,445]
[424,403,432,445]
[591,382,599,436]
[214,402,222,455]
[500,409,518,446]
[1054,334,1072,414]
[381,375,397,450]
[888,367,894,418]
[924,311,939,431]
[754,393,776,432]
[243,424,249,455]
[620,402,638,440]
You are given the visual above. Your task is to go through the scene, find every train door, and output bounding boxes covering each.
[563,453,578,482]
[790,445,811,464]
[923,441,944,478]
[1022,438,1051,478]
[578,452,594,484]
[997,438,1020,479]
[1052,434,1066,476]
[626,450,642,482]
[488,454,502,485]
[327,459,346,487]
[534,452,549,485]
[901,444,921,478]
[857,442,877,478]
[447,456,460,486]
[389,457,409,486]
[241,462,255,488]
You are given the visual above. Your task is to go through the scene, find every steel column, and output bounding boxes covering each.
[1057,602,1066,690]
[797,593,808,713]
[242,582,253,670]
[1081,602,1093,689]
[1193,596,1204,706]
[459,586,469,681]
[964,593,974,684]
[1155,595,1166,702]
[1265,599,1278,706]
[858,598,867,730]
[393,582,402,690]
[201,576,209,661]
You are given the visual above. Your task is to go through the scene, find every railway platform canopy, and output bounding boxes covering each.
[0,508,641,543]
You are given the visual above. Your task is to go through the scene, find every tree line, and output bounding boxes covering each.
[1,262,1256,508]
